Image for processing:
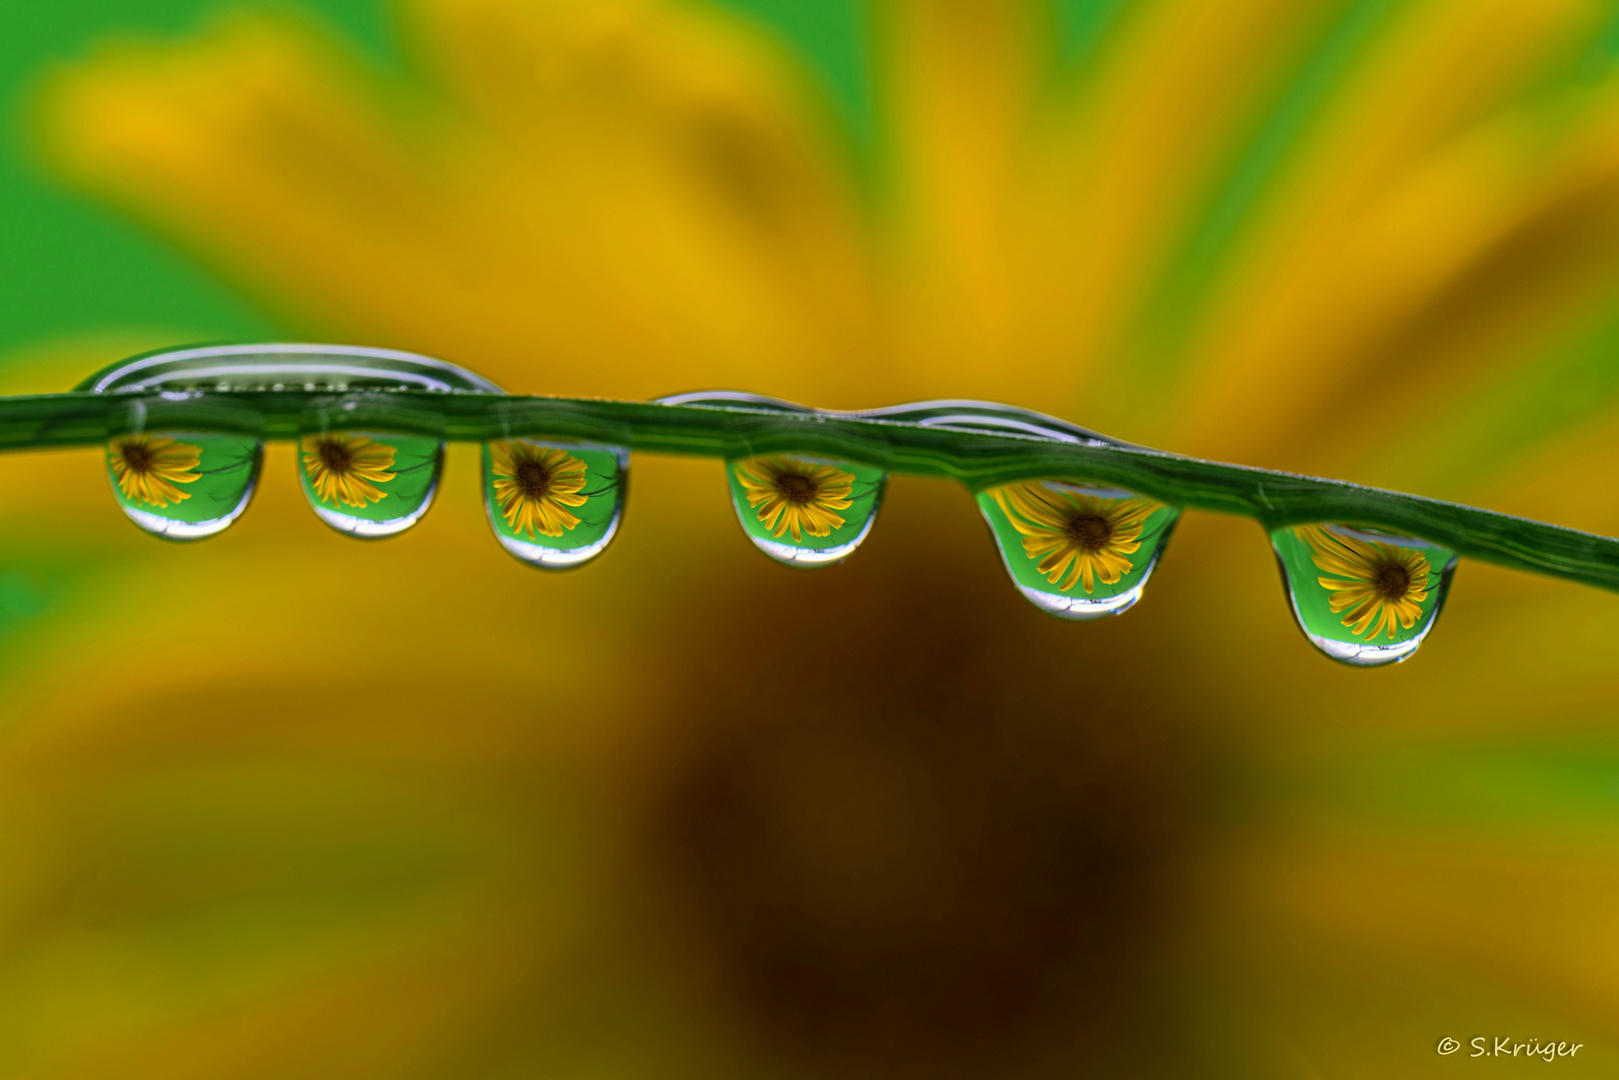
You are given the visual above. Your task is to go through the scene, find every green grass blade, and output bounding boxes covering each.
[1,388,1613,592]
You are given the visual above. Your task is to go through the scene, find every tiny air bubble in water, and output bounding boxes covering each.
[976,479,1180,619]
[1270,522,1457,666]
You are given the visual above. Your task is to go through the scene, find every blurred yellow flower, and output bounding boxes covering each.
[734,455,853,541]
[22,0,1619,1076]
[301,432,396,506]
[1298,524,1432,640]
[107,433,200,507]
[490,441,587,537]
[991,482,1157,593]
[42,0,1619,468]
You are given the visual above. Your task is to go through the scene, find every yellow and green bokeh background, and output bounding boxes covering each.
[4,1,1619,1076]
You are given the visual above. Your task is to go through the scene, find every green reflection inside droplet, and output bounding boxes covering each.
[1270,523,1457,664]
[725,453,885,564]
[482,439,626,556]
[106,430,261,537]
[976,479,1179,617]
[298,430,442,527]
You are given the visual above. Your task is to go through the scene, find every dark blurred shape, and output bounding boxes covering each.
[651,498,1196,1075]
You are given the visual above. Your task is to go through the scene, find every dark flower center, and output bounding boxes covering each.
[1373,562,1411,601]
[120,441,154,474]
[1067,513,1114,552]
[776,472,818,505]
[319,439,354,475]
[516,459,553,499]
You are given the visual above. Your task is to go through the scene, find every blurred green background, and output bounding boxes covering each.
[3,1,1619,1077]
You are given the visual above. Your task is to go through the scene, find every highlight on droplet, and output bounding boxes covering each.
[725,452,886,567]
[482,438,628,569]
[975,479,1180,619]
[297,428,444,538]
[1270,522,1458,666]
[105,430,262,540]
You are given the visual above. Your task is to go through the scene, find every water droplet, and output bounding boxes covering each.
[726,452,886,567]
[79,343,503,395]
[297,429,444,538]
[1270,523,1457,666]
[483,438,628,568]
[976,479,1180,619]
[105,430,262,540]
[853,400,1125,447]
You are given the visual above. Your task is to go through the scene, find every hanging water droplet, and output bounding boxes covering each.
[975,479,1180,619]
[725,452,886,567]
[105,430,262,540]
[1270,523,1457,666]
[297,428,444,538]
[482,438,628,568]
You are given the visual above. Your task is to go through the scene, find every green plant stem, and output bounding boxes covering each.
[2,388,1614,592]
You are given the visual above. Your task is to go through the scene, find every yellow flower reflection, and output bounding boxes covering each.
[991,482,1160,593]
[1297,524,1432,640]
[107,434,201,508]
[490,442,589,539]
[734,456,854,542]
[301,433,396,507]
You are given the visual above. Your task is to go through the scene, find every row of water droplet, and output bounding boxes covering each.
[103,428,626,568]
[103,419,1456,667]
